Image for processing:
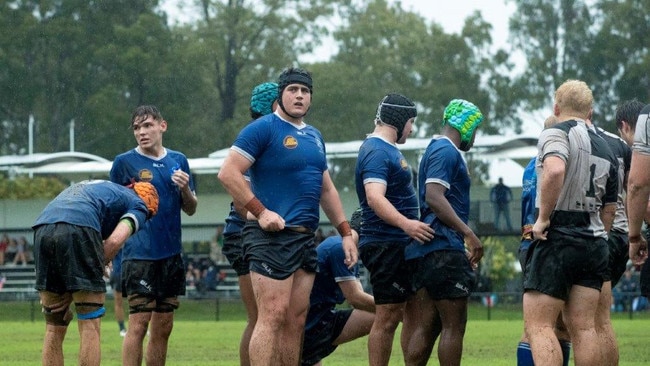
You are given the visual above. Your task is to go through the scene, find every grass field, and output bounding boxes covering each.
[1,299,649,365]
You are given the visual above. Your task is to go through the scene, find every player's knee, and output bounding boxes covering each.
[42,305,73,326]
[128,294,156,314]
[156,298,179,313]
[75,302,106,320]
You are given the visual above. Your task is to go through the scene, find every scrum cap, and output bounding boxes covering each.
[375,93,417,141]
[250,82,278,117]
[442,99,483,143]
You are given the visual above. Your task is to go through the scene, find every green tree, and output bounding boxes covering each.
[510,0,594,111]
[0,0,174,158]
[480,236,518,292]
[585,0,650,132]
[307,0,510,187]
[186,0,349,150]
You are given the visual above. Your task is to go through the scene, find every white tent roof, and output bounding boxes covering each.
[2,134,538,184]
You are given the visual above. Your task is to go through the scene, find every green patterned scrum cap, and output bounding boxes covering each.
[443,99,484,142]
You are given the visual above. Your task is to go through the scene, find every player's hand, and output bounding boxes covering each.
[247,209,285,232]
[341,235,358,269]
[629,234,648,266]
[171,169,190,190]
[403,219,435,244]
[532,218,550,240]
[465,231,483,265]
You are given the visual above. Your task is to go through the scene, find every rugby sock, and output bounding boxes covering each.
[559,340,571,366]
[517,341,534,366]
[118,321,125,331]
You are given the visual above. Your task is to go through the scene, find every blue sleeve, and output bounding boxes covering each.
[232,119,270,162]
[110,155,130,185]
[177,154,196,193]
[360,147,391,185]
[328,243,359,280]
[424,143,456,187]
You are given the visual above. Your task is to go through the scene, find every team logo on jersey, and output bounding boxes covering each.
[400,159,409,170]
[284,135,298,149]
[139,169,154,182]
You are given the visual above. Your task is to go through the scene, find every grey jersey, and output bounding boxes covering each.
[597,127,631,233]
[536,120,618,238]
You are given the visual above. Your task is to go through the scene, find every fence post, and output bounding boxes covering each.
[215,295,220,321]
[31,298,36,322]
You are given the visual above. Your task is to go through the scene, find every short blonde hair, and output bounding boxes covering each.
[554,79,593,119]
[543,114,560,129]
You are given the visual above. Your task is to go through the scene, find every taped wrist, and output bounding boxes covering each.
[120,218,135,235]
[244,197,266,218]
[337,221,352,237]
[629,234,642,242]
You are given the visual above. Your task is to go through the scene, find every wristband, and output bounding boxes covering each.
[244,197,266,218]
[120,218,135,235]
[337,221,352,237]
[629,234,642,242]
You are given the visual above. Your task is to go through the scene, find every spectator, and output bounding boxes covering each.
[13,236,28,266]
[5,237,17,264]
[185,262,199,288]
[618,269,638,311]
[490,177,513,232]
[0,233,8,265]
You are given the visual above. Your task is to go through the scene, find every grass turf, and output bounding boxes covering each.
[0,299,649,365]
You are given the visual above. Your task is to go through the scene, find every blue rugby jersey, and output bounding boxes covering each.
[355,135,419,246]
[231,113,328,232]
[405,136,470,259]
[305,235,359,331]
[33,180,149,239]
[223,173,251,236]
[110,148,195,260]
[520,157,537,251]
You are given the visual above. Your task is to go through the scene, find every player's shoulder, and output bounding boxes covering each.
[113,148,137,161]
[165,148,188,160]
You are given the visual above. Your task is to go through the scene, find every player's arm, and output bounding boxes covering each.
[218,150,284,231]
[364,182,434,244]
[627,152,650,240]
[533,155,565,240]
[600,203,617,233]
[627,151,650,265]
[180,183,198,216]
[338,280,375,313]
[103,219,135,264]
[425,182,482,264]
[320,170,357,267]
[170,163,198,215]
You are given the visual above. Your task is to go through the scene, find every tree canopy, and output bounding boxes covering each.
[0,0,648,171]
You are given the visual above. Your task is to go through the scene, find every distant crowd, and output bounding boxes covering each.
[0,233,30,266]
